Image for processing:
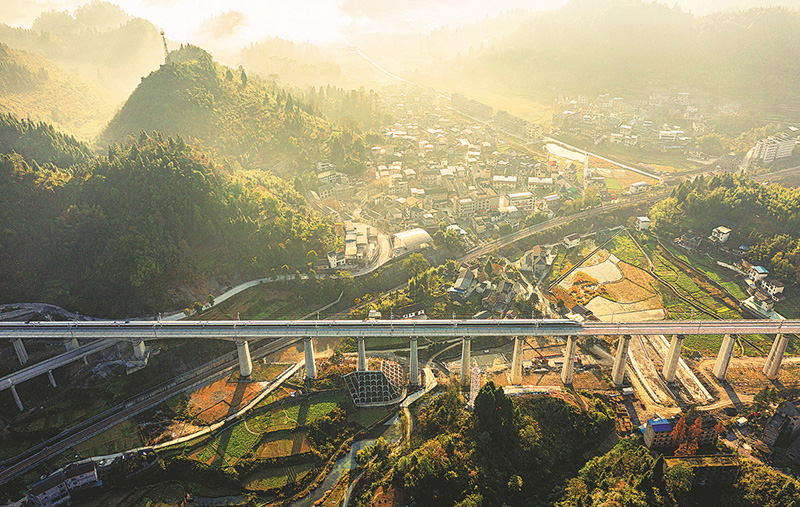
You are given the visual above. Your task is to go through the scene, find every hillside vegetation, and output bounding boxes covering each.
[0,114,337,317]
[0,2,164,104]
[99,44,372,177]
[0,43,114,141]
[351,383,613,506]
[457,0,800,118]
[650,174,800,286]
[558,438,800,506]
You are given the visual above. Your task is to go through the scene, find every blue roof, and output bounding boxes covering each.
[754,266,769,274]
[648,418,672,433]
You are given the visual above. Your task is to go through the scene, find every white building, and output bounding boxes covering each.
[527,177,553,190]
[753,134,796,164]
[506,191,535,211]
[761,278,785,298]
[492,175,518,190]
[635,216,651,231]
[453,197,476,217]
[710,226,731,244]
[392,228,434,255]
[629,181,649,194]
[563,233,581,249]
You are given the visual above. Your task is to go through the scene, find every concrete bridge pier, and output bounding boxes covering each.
[357,337,367,371]
[763,334,789,380]
[131,340,146,359]
[712,334,736,381]
[48,370,57,388]
[303,337,317,380]
[460,336,472,386]
[612,335,631,386]
[64,337,79,352]
[662,335,684,383]
[510,336,524,385]
[11,385,23,411]
[409,337,419,387]
[561,336,577,385]
[236,339,252,377]
[13,339,28,365]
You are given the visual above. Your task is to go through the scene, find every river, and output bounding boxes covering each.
[288,414,403,507]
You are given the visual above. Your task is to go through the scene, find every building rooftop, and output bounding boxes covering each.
[648,418,673,433]
[31,471,66,495]
[663,455,738,467]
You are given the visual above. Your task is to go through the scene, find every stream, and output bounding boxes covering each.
[287,414,403,507]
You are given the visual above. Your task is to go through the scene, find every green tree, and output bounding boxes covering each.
[664,462,694,503]
[403,253,431,279]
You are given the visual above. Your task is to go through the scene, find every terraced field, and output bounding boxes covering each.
[189,392,345,467]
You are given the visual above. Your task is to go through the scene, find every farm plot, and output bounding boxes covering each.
[254,429,312,458]
[189,392,345,467]
[244,462,316,491]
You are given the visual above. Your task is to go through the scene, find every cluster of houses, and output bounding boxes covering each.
[29,461,101,506]
[553,91,708,153]
[671,221,789,317]
[554,89,799,167]
[445,264,525,316]
[28,450,159,506]
[306,88,640,246]
[322,221,379,271]
[740,261,787,317]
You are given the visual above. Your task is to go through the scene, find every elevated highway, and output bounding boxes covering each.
[2,319,795,412]
[1,318,798,341]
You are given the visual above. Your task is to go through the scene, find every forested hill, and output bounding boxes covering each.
[0,114,94,167]
[650,174,800,286]
[459,0,800,117]
[0,2,163,105]
[0,114,337,317]
[0,43,114,141]
[100,44,347,173]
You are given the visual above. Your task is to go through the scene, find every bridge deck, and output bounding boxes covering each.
[1,319,796,341]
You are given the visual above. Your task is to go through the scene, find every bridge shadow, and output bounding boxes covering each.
[721,381,745,412]
[210,381,250,468]
[770,378,787,394]
[296,396,311,426]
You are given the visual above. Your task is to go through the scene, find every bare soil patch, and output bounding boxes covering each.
[255,430,312,458]
[188,378,271,424]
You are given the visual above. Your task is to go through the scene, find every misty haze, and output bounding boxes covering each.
[2,1,800,506]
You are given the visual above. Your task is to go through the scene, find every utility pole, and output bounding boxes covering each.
[160,29,169,64]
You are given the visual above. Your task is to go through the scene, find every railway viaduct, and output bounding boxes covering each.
[2,319,797,410]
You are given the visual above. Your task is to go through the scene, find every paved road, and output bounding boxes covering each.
[0,336,299,485]
[3,319,797,341]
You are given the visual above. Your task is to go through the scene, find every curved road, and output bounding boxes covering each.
[0,337,300,485]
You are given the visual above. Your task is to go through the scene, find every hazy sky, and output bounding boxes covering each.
[5,0,568,44]
[5,0,797,48]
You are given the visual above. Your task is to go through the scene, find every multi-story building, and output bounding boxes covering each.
[29,472,70,507]
[506,191,536,212]
[761,278,785,298]
[753,134,796,164]
[644,418,673,449]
